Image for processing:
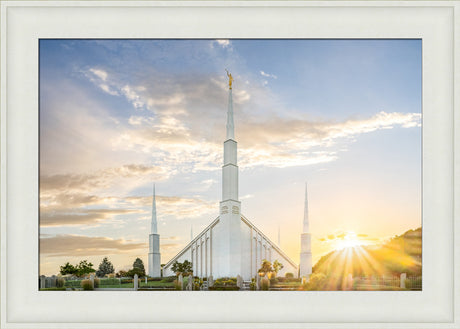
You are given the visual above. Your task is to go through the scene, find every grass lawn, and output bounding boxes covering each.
[99,282,134,288]
[139,281,175,288]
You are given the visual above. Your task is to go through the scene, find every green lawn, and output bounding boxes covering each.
[139,281,175,288]
[63,278,176,289]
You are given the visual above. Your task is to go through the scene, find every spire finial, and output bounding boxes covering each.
[225,69,234,90]
[151,183,158,234]
[225,70,235,140]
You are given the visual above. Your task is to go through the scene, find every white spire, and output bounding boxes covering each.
[303,183,310,233]
[151,184,157,234]
[226,88,234,140]
[222,71,238,202]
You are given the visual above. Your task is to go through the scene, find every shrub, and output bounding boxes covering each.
[193,277,203,290]
[94,278,100,288]
[303,273,328,291]
[285,272,294,279]
[261,277,270,290]
[101,278,120,285]
[173,280,182,290]
[214,277,237,287]
[56,277,65,288]
[162,276,176,283]
[81,279,93,291]
[270,277,278,285]
[250,278,256,291]
[64,280,82,288]
[208,286,240,291]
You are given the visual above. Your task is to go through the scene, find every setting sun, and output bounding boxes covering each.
[333,232,367,250]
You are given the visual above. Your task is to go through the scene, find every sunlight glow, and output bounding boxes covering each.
[333,231,367,250]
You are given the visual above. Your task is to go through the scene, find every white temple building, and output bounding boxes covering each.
[151,72,311,280]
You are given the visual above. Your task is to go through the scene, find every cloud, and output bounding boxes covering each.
[40,234,146,256]
[215,39,230,48]
[40,208,142,227]
[125,195,216,219]
[89,68,108,81]
[260,70,277,79]
[41,164,170,193]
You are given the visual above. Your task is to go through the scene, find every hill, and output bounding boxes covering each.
[313,227,421,277]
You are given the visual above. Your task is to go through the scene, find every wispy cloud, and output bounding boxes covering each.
[215,39,230,48]
[260,70,277,79]
[41,164,170,193]
[40,208,142,227]
[40,234,146,256]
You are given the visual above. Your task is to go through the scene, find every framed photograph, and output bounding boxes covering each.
[1,1,458,328]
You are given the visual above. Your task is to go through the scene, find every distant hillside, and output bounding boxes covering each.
[313,227,421,276]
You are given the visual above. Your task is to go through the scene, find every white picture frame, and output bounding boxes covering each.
[1,1,459,328]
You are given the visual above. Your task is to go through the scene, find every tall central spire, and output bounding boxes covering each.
[218,70,242,278]
[222,70,238,202]
[151,184,157,234]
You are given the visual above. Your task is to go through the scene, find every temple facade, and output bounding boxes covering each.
[152,73,310,280]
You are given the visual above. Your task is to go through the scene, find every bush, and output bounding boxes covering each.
[147,277,162,282]
[214,277,237,287]
[261,277,270,290]
[303,273,328,291]
[193,277,203,291]
[208,286,240,291]
[101,278,120,285]
[94,278,100,288]
[81,279,93,291]
[56,277,65,288]
[270,277,278,285]
[64,280,82,288]
[162,276,176,283]
[173,280,182,290]
[285,272,294,279]
[250,278,256,290]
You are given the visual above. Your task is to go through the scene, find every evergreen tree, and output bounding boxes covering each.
[96,257,115,277]
[132,257,146,276]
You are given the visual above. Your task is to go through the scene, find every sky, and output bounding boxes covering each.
[39,39,422,276]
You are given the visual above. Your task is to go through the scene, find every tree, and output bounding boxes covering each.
[96,257,115,277]
[132,258,146,276]
[60,262,77,276]
[273,260,284,276]
[171,260,193,276]
[75,260,96,277]
[127,267,145,278]
[258,259,273,277]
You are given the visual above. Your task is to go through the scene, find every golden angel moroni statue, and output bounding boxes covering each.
[225,69,234,89]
